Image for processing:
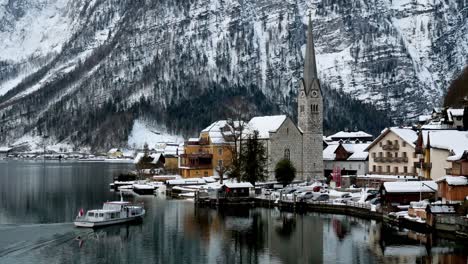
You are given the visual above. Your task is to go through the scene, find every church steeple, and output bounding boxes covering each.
[303,14,318,94]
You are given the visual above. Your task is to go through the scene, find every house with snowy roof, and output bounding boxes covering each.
[415,130,468,181]
[435,151,468,202]
[243,115,304,181]
[419,107,465,130]
[366,127,420,177]
[323,142,370,177]
[326,131,373,143]
[180,120,241,178]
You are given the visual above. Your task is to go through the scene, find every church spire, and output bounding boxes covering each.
[303,13,318,92]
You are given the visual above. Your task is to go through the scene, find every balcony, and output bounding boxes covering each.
[180,153,213,169]
[374,157,384,162]
[382,144,399,151]
[414,161,432,169]
[373,156,408,163]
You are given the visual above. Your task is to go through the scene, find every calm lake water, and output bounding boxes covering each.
[0,161,467,264]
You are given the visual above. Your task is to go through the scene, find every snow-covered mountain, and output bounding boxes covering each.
[0,0,466,150]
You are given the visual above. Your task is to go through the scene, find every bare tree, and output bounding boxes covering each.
[226,96,250,182]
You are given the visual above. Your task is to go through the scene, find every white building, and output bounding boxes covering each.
[323,142,370,177]
[366,127,419,176]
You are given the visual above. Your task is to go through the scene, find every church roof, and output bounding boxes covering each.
[303,14,318,95]
[245,115,287,139]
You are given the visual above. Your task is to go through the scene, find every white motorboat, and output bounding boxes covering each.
[74,196,145,228]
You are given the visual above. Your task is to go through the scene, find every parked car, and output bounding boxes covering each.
[312,194,330,202]
[297,191,315,201]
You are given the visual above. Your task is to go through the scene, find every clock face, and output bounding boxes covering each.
[311,90,318,98]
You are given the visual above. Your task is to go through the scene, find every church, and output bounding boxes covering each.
[245,15,324,181]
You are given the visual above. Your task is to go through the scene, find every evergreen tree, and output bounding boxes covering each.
[275,158,296,187]
[241,130,267,186]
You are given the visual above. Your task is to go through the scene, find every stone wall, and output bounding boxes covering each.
[268,118,304,181]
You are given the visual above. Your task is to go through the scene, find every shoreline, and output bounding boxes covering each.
[196,196,468,241]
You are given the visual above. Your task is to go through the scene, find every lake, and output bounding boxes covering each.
[0,161,466,264]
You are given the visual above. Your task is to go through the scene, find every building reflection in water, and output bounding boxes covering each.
[1,161,467,264]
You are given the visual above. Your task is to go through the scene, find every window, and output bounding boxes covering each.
[387,152,392,157]
[373,165,376,172]
[394,140,398,145]
[404,166,408,173]
[372,153,376,158]
[313,163,316,168]
[88,212,94,217]
[358,164,361,170]
[284,149,290,160]
[403,141,407,147]
[379,142,382,147]
[394,167,398,173]
[218,148,223,155]
[286,128,289,135]
[204,171,208,177]
[378,166,382,173]
[403,152,407,158]
[413,152,417,158]
[300,105,304,113]
[379,152,383,157]
[394,152,398,157]
[387,166,390,172]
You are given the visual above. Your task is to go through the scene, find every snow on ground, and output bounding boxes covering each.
[127,120,183,149]
[11,134,87,153]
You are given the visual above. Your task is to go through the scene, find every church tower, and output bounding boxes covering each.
[298,14,323,180]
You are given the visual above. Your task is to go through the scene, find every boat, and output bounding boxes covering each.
[74,196,145,228]
[133,183,156,195]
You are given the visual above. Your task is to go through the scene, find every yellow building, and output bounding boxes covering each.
[180,121,236,178]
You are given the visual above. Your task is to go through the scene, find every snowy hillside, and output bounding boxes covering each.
[0,0,466,150]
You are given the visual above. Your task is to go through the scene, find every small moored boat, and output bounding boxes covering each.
[74,196,145,228]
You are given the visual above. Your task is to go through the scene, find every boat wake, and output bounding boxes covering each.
[0,223,92,258]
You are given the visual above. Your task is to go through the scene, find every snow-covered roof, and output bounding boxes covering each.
[358,174,419,180]
[383,181,437,193]
[366,127,418,151]
[436,176,468,186]
[224,182,254,188]
[323,143,370,161]
[390,127,418,147]
[422,130,468,156]
[200,120,239,145]
[188,138,199,142]
[328,131,372,139]
[245,115,287,139]
[166,178,206,185]
[0,147,12,152]
[448,108,464,117]
[133,152,163,164]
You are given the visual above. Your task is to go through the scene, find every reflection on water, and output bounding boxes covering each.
[0,161,467,264]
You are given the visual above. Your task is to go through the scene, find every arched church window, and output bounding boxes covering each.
[284,148,290,160]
